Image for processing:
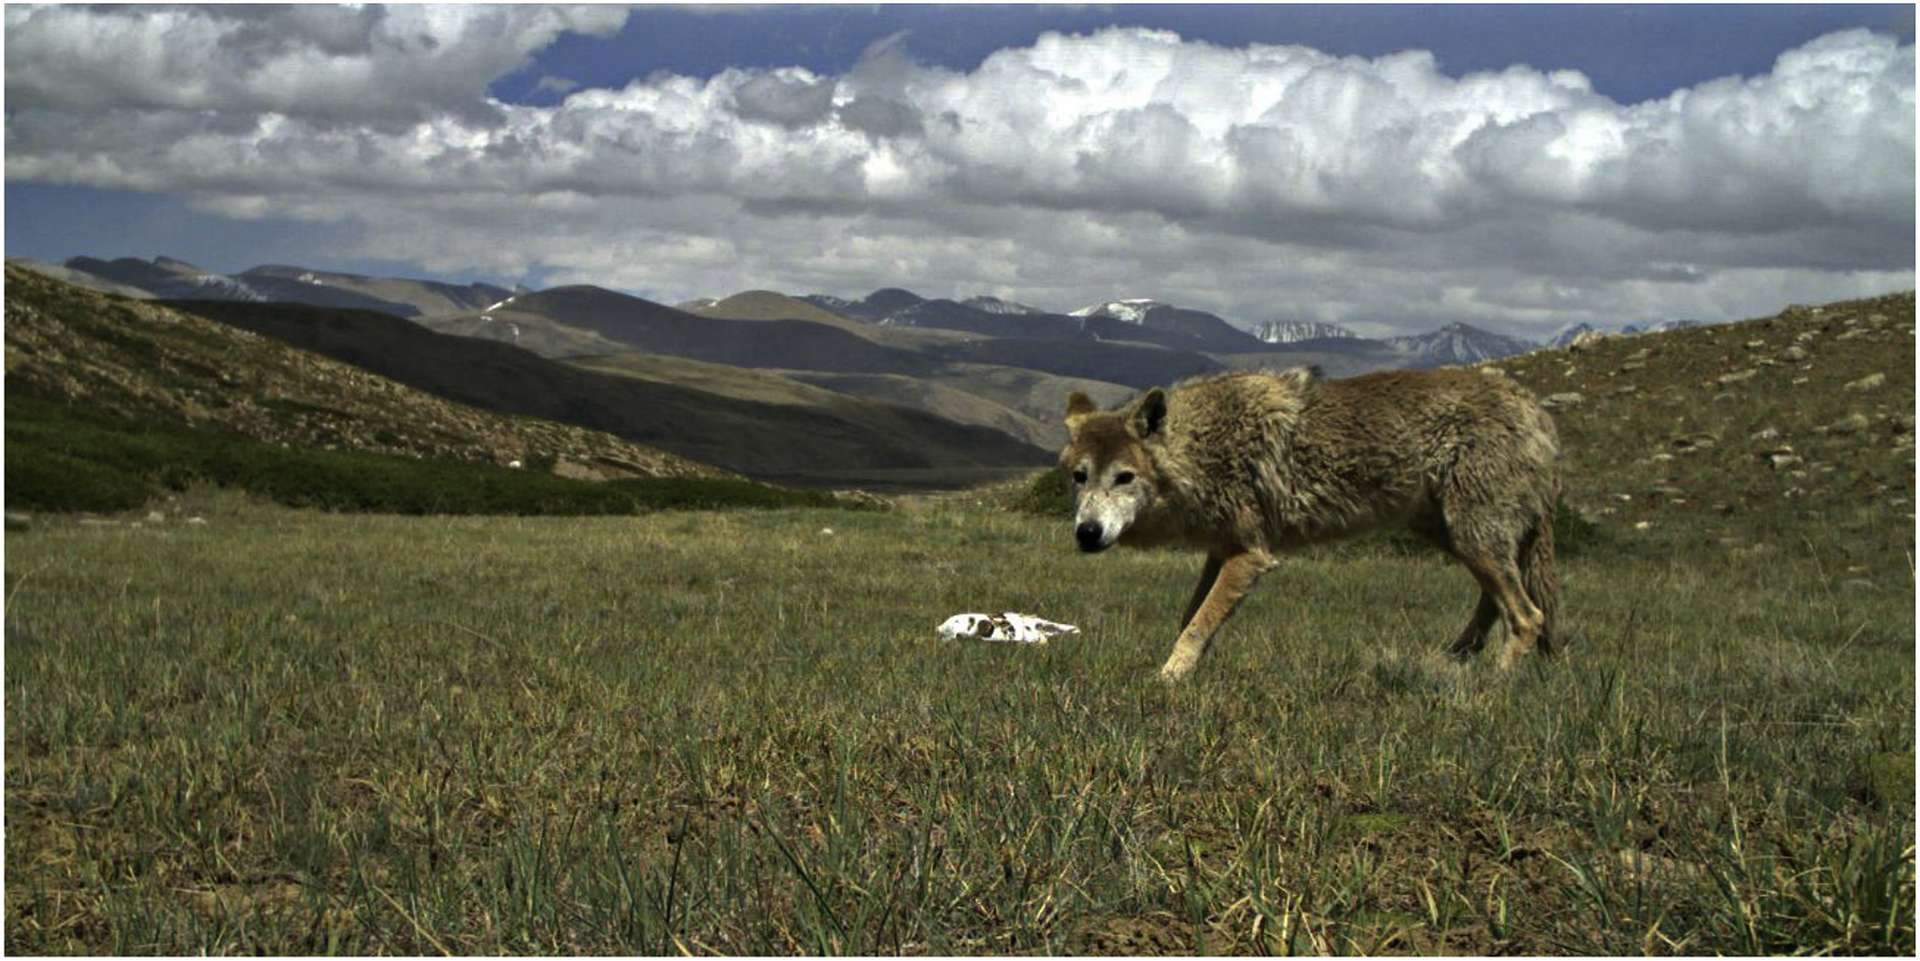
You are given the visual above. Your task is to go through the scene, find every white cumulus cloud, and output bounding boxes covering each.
[3,15,1911,336]
[3,4,629,127]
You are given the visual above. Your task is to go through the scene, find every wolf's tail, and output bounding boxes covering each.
[1521,491,1560,655]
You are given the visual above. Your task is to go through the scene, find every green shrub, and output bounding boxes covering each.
[4,449,152,513]
[4,394,858,516]
[1549,495,1604,559]
[1011,466,1071,516]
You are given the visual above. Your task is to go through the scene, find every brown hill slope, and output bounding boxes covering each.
[424,285,942,375]
[688,290,868,331]
[237,265,514,318]
[2,266,713,479]
[166,298,1053,481]
[7,257,156,299]
[786,364,1137,449]
[1494,290,1915,569]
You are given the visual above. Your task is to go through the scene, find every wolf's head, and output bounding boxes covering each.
[1059,387,1167,553]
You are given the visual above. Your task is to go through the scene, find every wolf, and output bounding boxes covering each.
[1060,366,1561,680]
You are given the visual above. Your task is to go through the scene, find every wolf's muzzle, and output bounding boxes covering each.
[1075,521,1107,553]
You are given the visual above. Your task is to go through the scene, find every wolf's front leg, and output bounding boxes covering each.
[1179,552,1225,630]
[1159,547,1275,681]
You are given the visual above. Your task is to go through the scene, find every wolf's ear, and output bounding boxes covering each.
[1064,391,1096,431]
[1127,387,1168,439]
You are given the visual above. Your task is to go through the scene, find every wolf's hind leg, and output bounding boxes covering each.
[1159,548,1274,681]
[1453,550,1545,670]
[1181,553,1225,630]
[1447,592,1500,659]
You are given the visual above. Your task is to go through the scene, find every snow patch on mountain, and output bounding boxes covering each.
[1254,320,1358,344]
[1385,322,1537,367]
[1547,322,1596,348]
[187,273,267,302]
[962,295,1044,315]
[1070,299,1162,324]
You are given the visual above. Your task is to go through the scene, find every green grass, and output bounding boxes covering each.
[4,394,849,516]
[6,492,1911,954]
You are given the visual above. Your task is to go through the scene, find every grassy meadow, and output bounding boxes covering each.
[5,487,1913,954]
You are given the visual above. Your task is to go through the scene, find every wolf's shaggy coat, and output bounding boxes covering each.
[1060,367,1561,679]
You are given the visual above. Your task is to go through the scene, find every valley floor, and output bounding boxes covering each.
[4,492,1913,954]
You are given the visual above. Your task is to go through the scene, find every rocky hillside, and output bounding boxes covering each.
[3,266,714,480]
[1494,290,1915,569]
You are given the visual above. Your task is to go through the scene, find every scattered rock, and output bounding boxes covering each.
[819,528,835,536]
[1634,521,1652,530]
[1768,453,1802,471]
[146,510,166,524]
[1542,392,1584,409]
[186,516,208,525]
[1717,369,1758,385]
[1744,339,1766,349]
[551,458,606,481]
[1651,452,1675,463]
[1781,345,1808,362]
[1568,330,1612,352]
[1614,385,1639,395]
[1750,427,1780,442]
[1846,373,1887,392]
[1825,413,1871,435]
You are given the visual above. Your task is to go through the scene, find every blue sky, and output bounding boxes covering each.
[497,5,1914,105]
[5,4,1914,335]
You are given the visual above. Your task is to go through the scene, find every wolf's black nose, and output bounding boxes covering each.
[1075,521,1104,552]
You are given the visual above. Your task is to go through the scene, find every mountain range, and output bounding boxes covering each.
[8,253,1741,488]
[24,254,1715,368]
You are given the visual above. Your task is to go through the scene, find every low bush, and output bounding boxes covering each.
[5,394,858,516]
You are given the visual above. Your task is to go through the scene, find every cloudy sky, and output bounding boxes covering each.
[5,4,1914,338]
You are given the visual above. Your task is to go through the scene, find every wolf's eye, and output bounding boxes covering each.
[1072,469,1087,484]
[1114,471,1135,486]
